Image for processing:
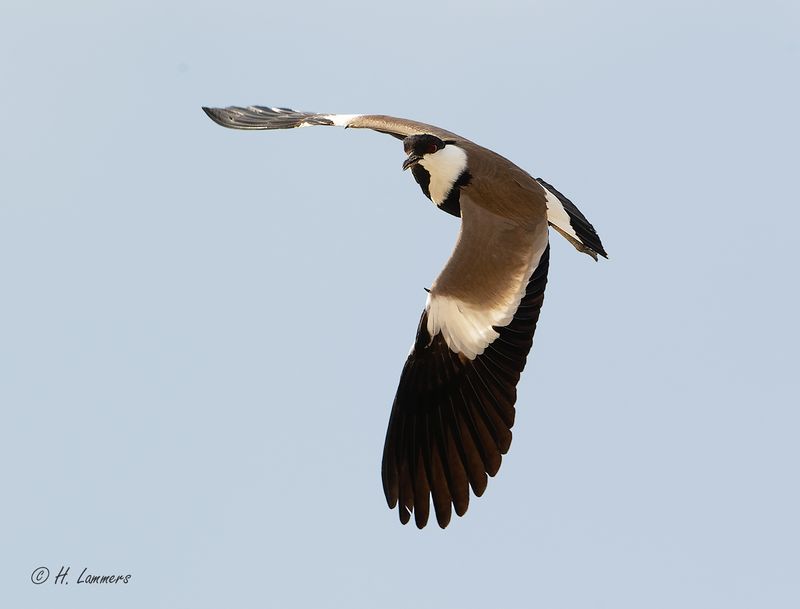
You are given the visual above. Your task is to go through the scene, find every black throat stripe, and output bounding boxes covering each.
[437,171,471,218]
[411,164,431,200]
[411,166,471,218]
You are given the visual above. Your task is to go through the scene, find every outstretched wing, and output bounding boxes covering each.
[202,105,462,141]
[382,245,550,528]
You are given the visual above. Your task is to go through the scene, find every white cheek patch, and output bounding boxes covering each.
[419,145,468,205]
[542,184,580,242]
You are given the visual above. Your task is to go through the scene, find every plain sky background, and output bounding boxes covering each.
[2,1,798,607]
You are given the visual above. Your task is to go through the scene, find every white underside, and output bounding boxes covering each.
[418,145,468,205]
[542,185,580,242]
[425,238,549,359]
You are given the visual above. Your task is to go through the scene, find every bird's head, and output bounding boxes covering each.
[402,134,469,210]
[402,134,447,171]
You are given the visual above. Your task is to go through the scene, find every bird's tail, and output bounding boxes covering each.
[537,178,608,260]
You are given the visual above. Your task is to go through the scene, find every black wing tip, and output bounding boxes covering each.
[590,237,609,259]
[202,105,227,127]
[575,238,607,261]
[202,105,256,129]
[393,505,455,529]
[201,105,335,130]
[587,244,609,260]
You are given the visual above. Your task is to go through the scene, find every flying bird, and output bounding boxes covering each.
[202,105,607,529]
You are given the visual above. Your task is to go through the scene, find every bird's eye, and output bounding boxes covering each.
[427,143,438,154]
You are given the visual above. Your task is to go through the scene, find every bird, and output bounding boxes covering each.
[202,105,607,529]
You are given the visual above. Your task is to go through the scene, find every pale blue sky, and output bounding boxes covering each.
[2,1,799,607]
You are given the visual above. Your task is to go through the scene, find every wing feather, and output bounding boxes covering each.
[202,105,462,141]
[381,246,550,528]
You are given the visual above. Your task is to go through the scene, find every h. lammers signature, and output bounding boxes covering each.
[31,566,131,585]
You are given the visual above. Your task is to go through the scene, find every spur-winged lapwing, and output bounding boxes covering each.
[203,105,607,529]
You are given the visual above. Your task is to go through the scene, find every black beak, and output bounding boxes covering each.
[402,154,422,171]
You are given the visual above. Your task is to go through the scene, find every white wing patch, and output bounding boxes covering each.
[542,183,580,242]
[319,114,362,127]
[426,294,505,359]
[426,237,549,359]
[419,145,468,205]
